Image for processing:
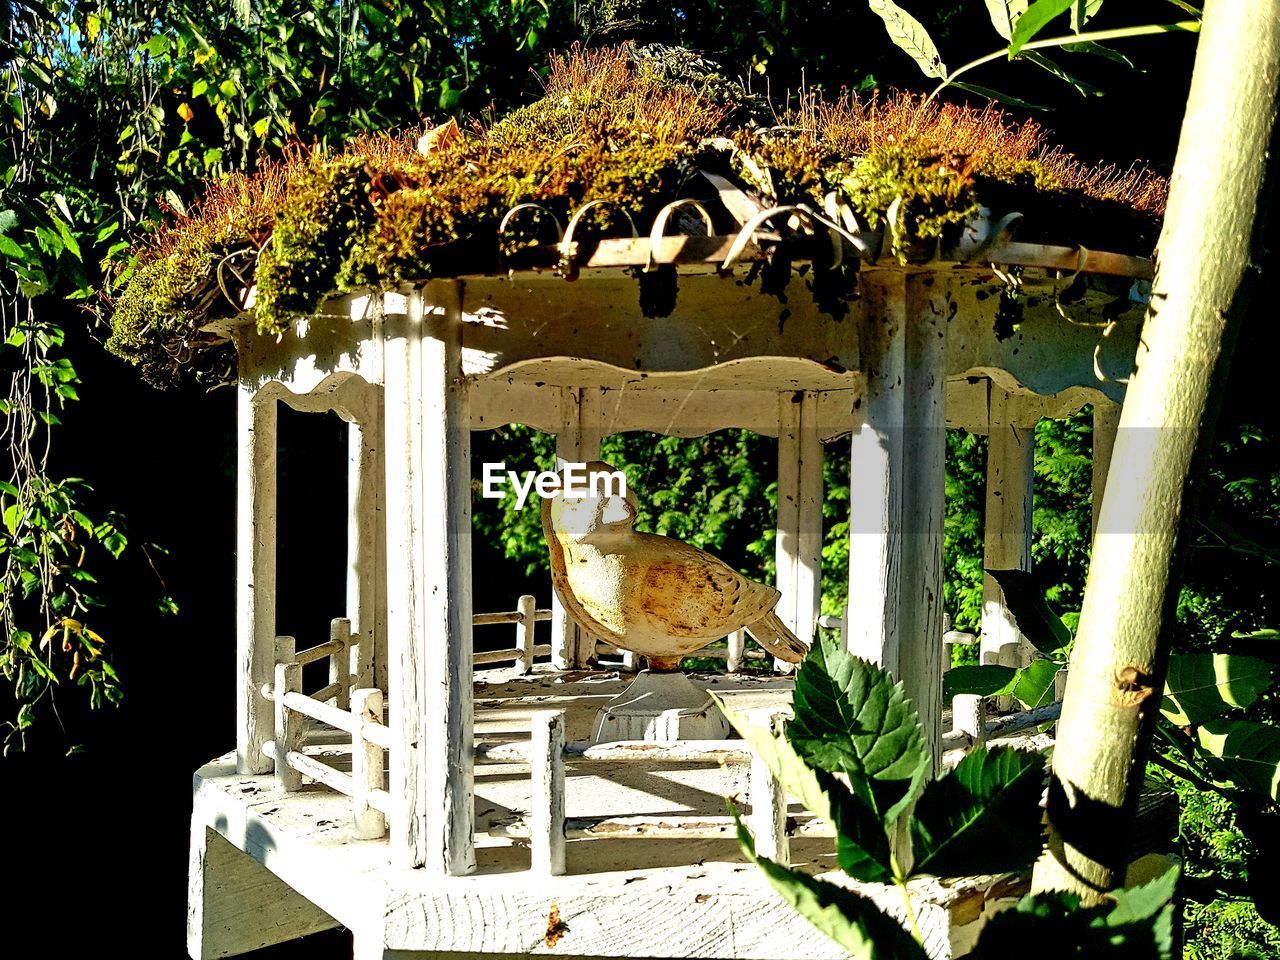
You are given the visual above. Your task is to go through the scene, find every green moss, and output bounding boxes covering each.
[840,143,980,262]
[107,47,1166,384]
[253,155,379,335]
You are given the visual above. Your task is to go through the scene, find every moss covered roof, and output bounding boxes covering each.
[107,45,1166,387]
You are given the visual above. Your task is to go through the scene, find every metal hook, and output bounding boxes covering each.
[559,200,638,276]
[498,203,565,243]
[645,199,714,272]
[720,203,875,274]
[1093,320,1131,385]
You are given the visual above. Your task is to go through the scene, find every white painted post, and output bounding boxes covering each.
[351,688,387,839]
[551,386,602,670]
[530,710,567,876]
[776,393,801,643]
[981,387,1035,712]
[274,635,302,792]
[727,628,746,674]
[749,714,789,865]
[347,402,385,692]
[1092,399,1121,539]
[517,594,537,676]
[846,272,948,767]
[383,284,475,874]
[952,695,987,747]
[775,391,824,673]
[329,618,351,710]
[236,378,277,776]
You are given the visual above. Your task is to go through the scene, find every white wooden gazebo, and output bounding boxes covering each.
[187,196,1147,959]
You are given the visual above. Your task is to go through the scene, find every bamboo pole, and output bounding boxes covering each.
[1033,0,1280,900]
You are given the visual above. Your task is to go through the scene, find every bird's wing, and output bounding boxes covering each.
[636,535,781,639]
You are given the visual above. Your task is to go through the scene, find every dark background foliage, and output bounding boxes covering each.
[2,1,1275,957]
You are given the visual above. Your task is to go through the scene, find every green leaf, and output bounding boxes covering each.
[985,0,1029,40]
[0,480,19,497]
[1021,51,1105,96]
[985,569,1072,656]
[950,81,1053,111]
[1070,0,1106,31]
[866,0,947,79]
[1196,719,1280,800]
[719,697,895,882]
[1105,864,1180,927]
[910,746,1045,876]
[1010,0,1075,55]
[789,632,930,823]
[1012,659,1060,709]
[1061,39,1135,67]
[944,664,1017,700]
[1161,653,1273,726]
[970,873,1176,958]
[736,816,928,960]
[0,235,25,261]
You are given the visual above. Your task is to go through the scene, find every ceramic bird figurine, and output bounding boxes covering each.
[542,461,808,668]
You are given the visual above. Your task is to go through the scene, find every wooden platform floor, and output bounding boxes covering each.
[190,670,877,959]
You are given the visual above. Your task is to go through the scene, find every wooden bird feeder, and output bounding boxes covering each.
[111,66,1183,953]
[183,188,1158,959]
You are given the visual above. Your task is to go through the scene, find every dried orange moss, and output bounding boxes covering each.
[107,45,1166,386]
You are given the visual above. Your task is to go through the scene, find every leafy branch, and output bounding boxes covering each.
[722,634,1179,956]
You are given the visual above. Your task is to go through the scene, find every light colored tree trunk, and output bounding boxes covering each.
[1033,0,1280,901]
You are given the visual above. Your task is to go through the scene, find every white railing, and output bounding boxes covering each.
[473,595,553,672]
[261,617,391,839]
[260,597,557,843]
[480,712,790,874]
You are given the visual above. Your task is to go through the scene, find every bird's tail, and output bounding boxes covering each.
[744,611,809,665]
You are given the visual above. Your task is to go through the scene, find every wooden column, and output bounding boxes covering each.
[775,391,823,670]
[981,387,1036,710]
[347,395,386,693]
[384,284,475,874]
[846,271,948,764]
[1092,399,1121,539]
[552,386,605,669]
[236,374,277,775]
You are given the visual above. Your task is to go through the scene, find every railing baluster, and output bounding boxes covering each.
[274,635,302,792]
[330,618,352,709]
[352,688,387,839]
[516,595,537,676]
[748,713,789,865]
[530,710,567,875]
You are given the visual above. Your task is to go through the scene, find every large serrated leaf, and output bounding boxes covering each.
[1197,719,1280,801]
[1105,864,1180,927]
[910,746,1045,877]
[985,569,1072,656]
[1010,0,1075,55]
[867,0,947,79]
[736,816,929,960]
[968,865,1178,959]
[985,0,1029,40]
[719,697,895,882]
[788,632,930,823]
[1160,653,1273,726]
